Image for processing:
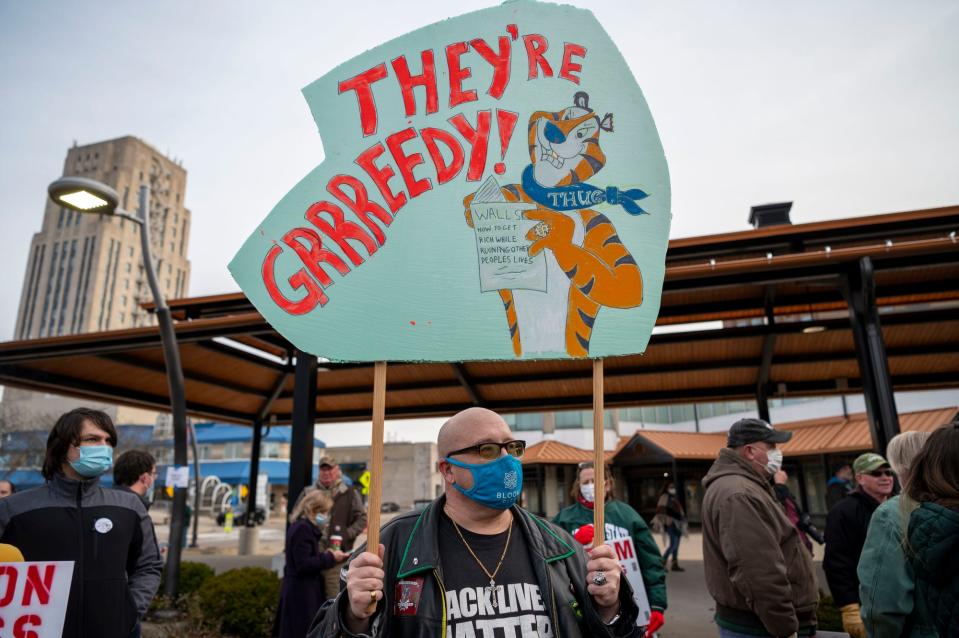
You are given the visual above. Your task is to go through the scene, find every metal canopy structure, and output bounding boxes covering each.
[2,203,957,511]
[2,205,956,426]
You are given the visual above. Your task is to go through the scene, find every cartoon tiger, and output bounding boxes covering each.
[464,92,644,358]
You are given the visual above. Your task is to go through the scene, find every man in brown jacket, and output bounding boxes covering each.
[702,418,818,638]
[293,455,367,597]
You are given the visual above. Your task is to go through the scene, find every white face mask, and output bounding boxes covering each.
[764,448,784,475]
[667,487,676,496]
[580,483,595,503]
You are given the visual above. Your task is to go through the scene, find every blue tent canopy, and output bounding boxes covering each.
[156,459,315,487]
[156,423,325,448]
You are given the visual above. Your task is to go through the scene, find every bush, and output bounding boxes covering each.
[817,592,843,631]
[150,562,217,614]
[179,562,217,597]
[197,567,280,638]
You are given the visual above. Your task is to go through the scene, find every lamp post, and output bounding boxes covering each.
[48,176,190,601]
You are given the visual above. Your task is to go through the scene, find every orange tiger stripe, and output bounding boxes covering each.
[565,288,599,358]
[499,289,522,357]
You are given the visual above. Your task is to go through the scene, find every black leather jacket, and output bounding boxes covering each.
[308,495,639,637]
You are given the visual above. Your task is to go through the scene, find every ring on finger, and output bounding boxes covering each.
[370,590,378,603]
[592,571,607,586]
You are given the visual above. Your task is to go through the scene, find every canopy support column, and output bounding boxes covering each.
[288,351,317,521]
[239,417,264,555]
[842,257,900,455]
[756,286,776,424]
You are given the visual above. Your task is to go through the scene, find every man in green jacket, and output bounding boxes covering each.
[552,461,667,637]
[309,407,640,637]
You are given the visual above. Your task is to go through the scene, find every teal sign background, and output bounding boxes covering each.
[229,0,670,362]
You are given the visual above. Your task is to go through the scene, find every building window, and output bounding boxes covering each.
[262,443,281,459]
[129,246,134,257]
[507,413,543,431]
[125,262,132,273]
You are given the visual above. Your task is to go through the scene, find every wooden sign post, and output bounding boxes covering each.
[592,359,605,547]
[365,361,387,551]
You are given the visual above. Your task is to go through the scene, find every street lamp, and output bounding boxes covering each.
[49,176,191,602]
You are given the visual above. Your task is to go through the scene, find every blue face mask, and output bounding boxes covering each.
[314,513,328,526]
[445,454,523,510]
[69,445,114,478]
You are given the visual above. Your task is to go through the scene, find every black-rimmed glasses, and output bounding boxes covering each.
[447,440,526,461]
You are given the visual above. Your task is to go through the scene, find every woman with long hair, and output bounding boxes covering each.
[903,422,959,637]
[857,430,931,637]
[655,481,686,572]
[552,461,667,637]
[276,490,349,638]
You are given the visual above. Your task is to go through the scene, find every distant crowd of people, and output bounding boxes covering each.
[0,405,957,637]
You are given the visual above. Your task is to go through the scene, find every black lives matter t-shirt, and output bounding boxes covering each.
[438,510,555,638]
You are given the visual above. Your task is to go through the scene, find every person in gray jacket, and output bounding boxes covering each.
[0,408,163,638]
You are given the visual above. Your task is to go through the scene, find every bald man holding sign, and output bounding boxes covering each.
[308,407,638,637]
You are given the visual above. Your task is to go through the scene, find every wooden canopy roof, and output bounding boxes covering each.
[1,205,957,425]
[613,406,958,463]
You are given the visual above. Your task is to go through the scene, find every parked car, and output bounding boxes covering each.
[380,501,400,513]
[216,505,267,526]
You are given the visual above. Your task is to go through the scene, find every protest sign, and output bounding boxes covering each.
[229,0,670,362]
[165,466,190,489]
[608,536,652,626]
[0,561,74,638]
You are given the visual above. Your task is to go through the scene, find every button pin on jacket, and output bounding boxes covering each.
[94,518,113,534]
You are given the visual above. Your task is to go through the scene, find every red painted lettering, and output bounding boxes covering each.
[391,51,438,117]
[14,614,42,638]
[306,200,379,266]
[22,564,54,606]
[523,34,553,79]
[283,227,350,287]
[338,63,389,136]
[445,42,477,108]
[450,110,492,181]
[614,540,634,561]
[328,174,395,245]
[0,565,17,607]
[385,128,432,200]
[469,36,511,99]
[262,244,327,314]
[559,43,587,84]
[421,127,465,184]
[355,143,407,213]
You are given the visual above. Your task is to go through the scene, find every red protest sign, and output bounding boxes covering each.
[0,562,74,638]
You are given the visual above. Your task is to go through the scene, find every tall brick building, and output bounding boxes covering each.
[3,136,192,430]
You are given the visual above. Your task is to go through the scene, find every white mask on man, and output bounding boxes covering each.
[580,483,595,503]
[764,448,784,475]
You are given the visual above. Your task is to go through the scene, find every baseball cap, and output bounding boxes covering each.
[727,418,793,448]
[318,454,337,468]
[853,452,889,475]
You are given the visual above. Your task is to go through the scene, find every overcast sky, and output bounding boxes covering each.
[1,0,957,342]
